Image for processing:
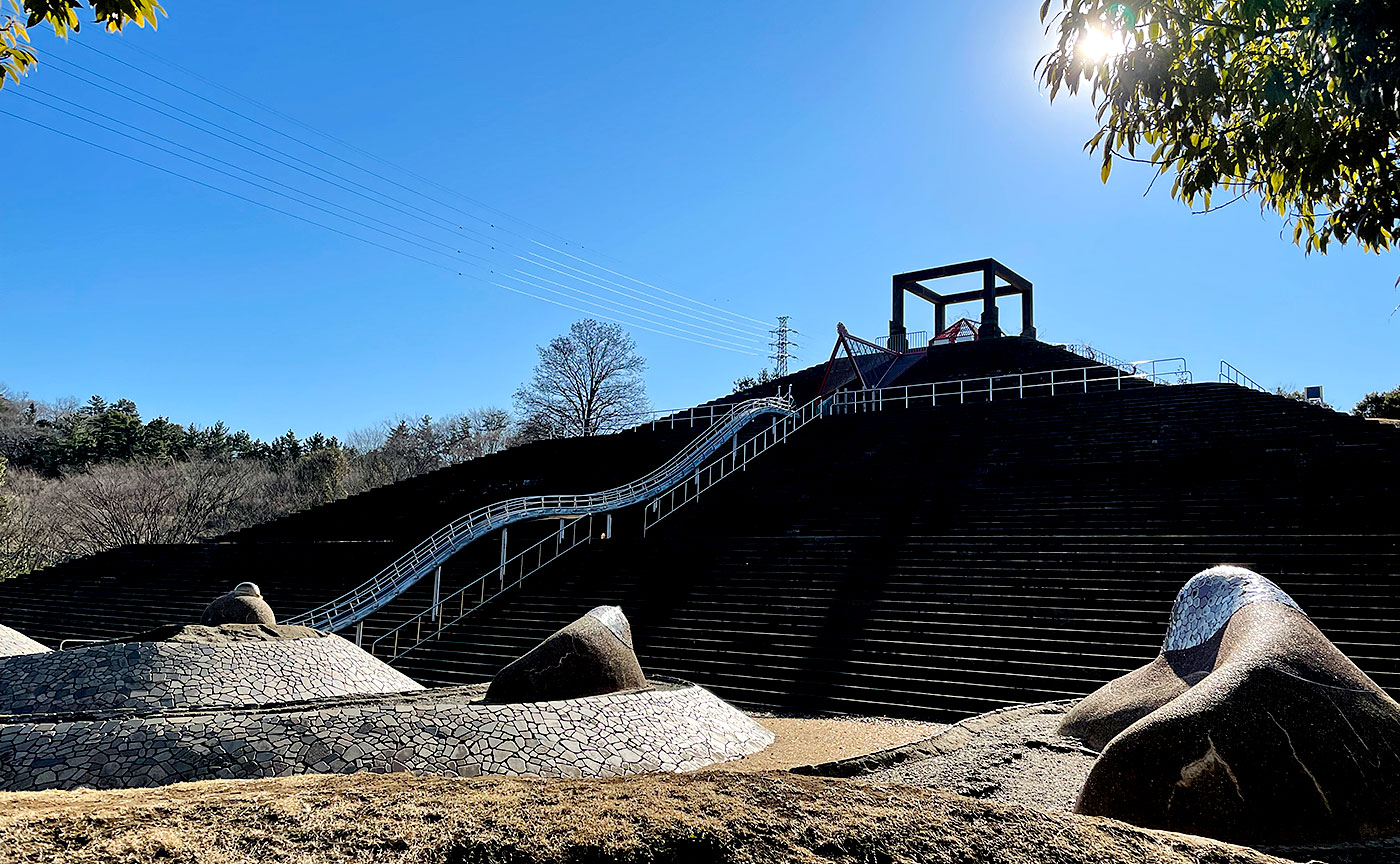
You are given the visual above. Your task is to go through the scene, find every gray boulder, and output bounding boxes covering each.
[199,582,276,626]
[1064,566,1400,844]
[486,605,647,703]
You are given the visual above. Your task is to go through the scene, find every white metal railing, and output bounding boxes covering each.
[883,330,931,352]
[1219,360,1266,392]
[643,360,1190,532]
[301,358,1190,639]
[57,638,104,650]
[286,396,795,633]
[368,515,597,660]
[644,393,834,532]
[1058,345,1192,385]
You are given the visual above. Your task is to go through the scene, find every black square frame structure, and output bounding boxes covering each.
[889,258,1035,343]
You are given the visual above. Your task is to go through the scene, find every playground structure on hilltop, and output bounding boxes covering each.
[0,257,1394,733]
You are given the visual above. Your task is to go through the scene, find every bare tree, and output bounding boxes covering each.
[514,319,648,438]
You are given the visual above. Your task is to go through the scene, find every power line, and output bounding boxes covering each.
[22,67,767,348]
[505,270,762,352]
[519,250,769,339]
[42,59,494,246]
[488,280,763,356]
[11,88,492,267]
[514,255,768,345]
[530,241,772,329]
[45,53,769,344]
[0,108,763,356]
[69,40,768,335]
[111,39,610,258]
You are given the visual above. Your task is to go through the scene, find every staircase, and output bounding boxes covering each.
[387,384,1400,721]
[4,338,1394,727]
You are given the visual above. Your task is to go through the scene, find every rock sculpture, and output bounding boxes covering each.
[1063,565,1400,844]
[200,581,277,626]
[487,605,647,703]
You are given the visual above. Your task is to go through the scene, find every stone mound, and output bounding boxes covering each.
[0,624,48,657]
[0,629,421,715]
[0,678,772,790]
[487,606,647,703]
[201,582,276,626]
[1062,565,1400,844]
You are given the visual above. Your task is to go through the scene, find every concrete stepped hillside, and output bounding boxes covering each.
[0,428,702,644]
[388,384,1400,721]
[0,336,1101,648]
[3,336,1396,724]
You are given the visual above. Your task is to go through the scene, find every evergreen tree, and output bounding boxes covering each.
[1355,388,1400,421]
[140,417,188,460]
[268,430,302,472]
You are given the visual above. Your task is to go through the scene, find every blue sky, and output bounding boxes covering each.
[2,1,1395,440]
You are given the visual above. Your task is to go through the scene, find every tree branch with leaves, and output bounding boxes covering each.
[1,0,164,90]
[1039,0,1400,256]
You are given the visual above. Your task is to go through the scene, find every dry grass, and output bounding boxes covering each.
[0,770,1292,864]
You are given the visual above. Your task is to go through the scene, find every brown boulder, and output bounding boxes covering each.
[199,582,276,626]
[1064,566,1400,844]
[486,606,647,703]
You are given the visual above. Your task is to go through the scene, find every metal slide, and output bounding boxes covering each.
[286,396,795,633]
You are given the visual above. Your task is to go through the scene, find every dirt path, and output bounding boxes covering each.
[720,714,945,772]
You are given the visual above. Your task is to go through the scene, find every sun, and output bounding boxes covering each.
[1077,25,1125,62]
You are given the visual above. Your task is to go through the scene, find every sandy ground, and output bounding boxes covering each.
[0,770,1292,864]
[722,714,946,772]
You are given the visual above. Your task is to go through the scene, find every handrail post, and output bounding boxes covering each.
[431,565,441,621]
[355,620,364,648]
[498,528,508,589]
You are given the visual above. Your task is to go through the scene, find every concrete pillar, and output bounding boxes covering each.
[980,269,1002,338]
[889,277,906,342]
[934,302,947,336]
[1021,286,1036,338]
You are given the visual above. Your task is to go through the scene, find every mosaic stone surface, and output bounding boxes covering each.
[1162,565,1302,652]
[0,679,773,791]
[0,625,48,658]
[0,633,422,715]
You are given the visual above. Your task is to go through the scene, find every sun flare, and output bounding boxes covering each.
[1077,26,1125,62]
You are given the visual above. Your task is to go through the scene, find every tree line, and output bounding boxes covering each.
[0,389,526,579]
[0,318,653,580]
